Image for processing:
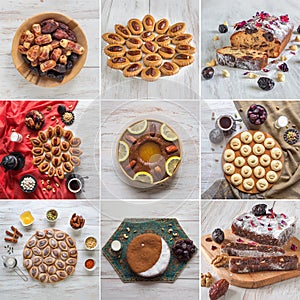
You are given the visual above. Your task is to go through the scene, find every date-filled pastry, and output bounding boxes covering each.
[259,154,271,167]
[114,24,131,39]
[253,131,265,143]
[101,32,125,45]
[253,144,265,156]
[253,166,266,179]
[240,145,251,157]
[143,53,163,67]
[155,18,170,34]
[159,62,179,76]
[126,49,143,62]
[123,62,143,77]
[104,44,126,57]
[142,15,155,32]
[230,138,241,150]
[223,149,235,162]
[141,41,159,54]
[107,57,130,70]
[155,34,171,47]
[234,157,245,168]
[266,170,278,183]
[240,131,253,144]
[141,67,161,82]
[243,178,255,191]
[127,18,144,35]
[270,147,282,159]
[241,165,252,178]
[172,53,194,67]
[264,137,276,149]
[223,163,235,175]
[247,155,259,167]
[230,173,243,186]
[256,178,269,192]
[126,37,143,49]
[168,22,186,37]
[158,46,176,59]
[140,31,156,42]
[271,160,283,171]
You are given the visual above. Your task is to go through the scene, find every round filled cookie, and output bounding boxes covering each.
[240,131,253,144]
[123,63,143,77]
[159,62,179,76]
[266,170,278,183]
[230,138,241,150]
[140,31,156,42]
[247,155,259,168]
[260,154,271,167]
[141,67,161,82]
[253,144,265,156]
[126,49,143,62]
[253,131,265,143]
[143,53,163,67]
[271,160,283,172]
[104,44,126,57]
[264,137,275,149]
[223,163,235,175]
[126,37,143,49]
[240,145,251,157]
[243,178,255,191]
[234,157,245,168]
[172,53,194,67]
[223,149,235,162]
[230,173,243,186]
[241,165,252,178]
[126,233,170,278]
[107,57,130,70]
[256,178,269,192]
[253,166,266,179]
[155,34,171,47]
[270,147,282,160]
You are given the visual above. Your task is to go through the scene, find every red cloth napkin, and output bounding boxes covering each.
[0,100,78,199]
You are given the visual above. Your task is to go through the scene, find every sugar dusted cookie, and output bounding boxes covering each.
[230,138,241,150]
[254,166,266,179]
[253,144,265,156]
[271,147,282,159]
[240,131,253,144]
[234,157,245,167]
[271,160,283,171]
[241,165,252,178]
[240,145,251,157]
[253,131,265,143]
[223,163,235,175]
[230,173,243,186]
[247,155,259,167]
[264,137,275,149]
[224,149,235,162]
[266,170,278,183]
[260,154,271,167]
[243,178,255,190]
[256,178,269,192]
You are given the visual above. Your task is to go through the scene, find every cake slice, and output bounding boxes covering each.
[221,241,285,257]
[229,255,298,273]
[216,46,268,70]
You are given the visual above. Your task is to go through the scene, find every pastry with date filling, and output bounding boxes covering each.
[107,57,130,70]
[172,53,194,67]
[141,67,161,82]
[142,15,155,32]
[104,44,126,57]
[141,41,159,54]
[159,62,179,76]
[154,34,171,47]
[143,53,162,67]
[125,37,143,49]
[102,32,125,45]
[123,62,143,77]
[126,233,170,278]
[127,18,143,35]
[126,49,142,62]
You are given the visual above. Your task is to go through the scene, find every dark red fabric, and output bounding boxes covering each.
[0,100,78,199]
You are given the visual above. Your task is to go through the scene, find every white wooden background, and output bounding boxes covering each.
[0,0,99,99]
[101,100,199,200]
[101,200,199,300]
[201,200,300,300]
[0,200,100,300]
[201,0,300,99]
[101,0,199,100]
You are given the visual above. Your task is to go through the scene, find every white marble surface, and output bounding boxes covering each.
[101,200,199,300]
[101,0,199,99]
[201,0,300,99]
[0,200,100,300]
[201,200,300,300]
[0,0,99,99]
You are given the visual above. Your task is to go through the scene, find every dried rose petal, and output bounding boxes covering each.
[291,244,297,251]
[268,227,273,231]
[250,220,257,227]
[280,213,287,219]
[211,245,217,251]
[237,238,244,243]
[248,241,256,245]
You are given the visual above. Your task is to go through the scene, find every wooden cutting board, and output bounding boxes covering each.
[201,230,300,288]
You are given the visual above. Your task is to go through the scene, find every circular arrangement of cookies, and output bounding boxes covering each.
[222,130,284,194]
[23,229,77,283]
[30,124,82,179]
[102,15,196,81]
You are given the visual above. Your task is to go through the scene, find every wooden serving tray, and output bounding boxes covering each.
[222,130,284,194]
[201,229,300,288]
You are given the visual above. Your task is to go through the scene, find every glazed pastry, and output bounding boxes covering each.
[256,178,269,192]
[158,46,176,59]
[271,147,282,159]
[62,162,73,173]
[230,138,242,150]
[234,157,245,168]
[264,137,276,149]
[253,131,265,143]
[266,170,278,183]
[143,53,163,67]
[159,62,179,76]
[271,160,283,172]
[102,32,125,45]
[104,44,126,57]
[123,62,143,77]
[253,144,265,156]
[70,156,81,167]
[175,44,196,55]
[38,131,48,143]
[142,15,155,32]
[140,31,156,42]
[141,67,161,82]
[155,34,171,46]
[223,149,235,162]
[223,163,235,175]
[260,154,271,167]
[51,136,60,147]
[254,166,266,179]
[126,49,143,62]
[141,41,159,54]
[240,131,253,144]
[168,22,186,37]
[243,178,255,191]
[30,137,42,147]
[56,167,64,180]
[155,18,170,34]
[51,146,61,157]
[70,137,81,147]
[114,24,131,39]
[230,173,243,186]
[247,155,259,167]
[241,165,252,178]
[172,53,194,66]
[240,145,251,157]
[38,161,50,173]
[172,33,193,45]
[126,37,143,49]
[127,18,144,35]
[32,155,44,166]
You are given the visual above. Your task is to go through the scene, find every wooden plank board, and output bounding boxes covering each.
[201,229,300,288]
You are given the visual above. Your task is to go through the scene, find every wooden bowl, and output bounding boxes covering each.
[11,12,88,87]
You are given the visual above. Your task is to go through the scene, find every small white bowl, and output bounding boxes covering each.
[84,236,98,250]
[84,258,96,272]
[19,211,34,227]
[46,209,58,223]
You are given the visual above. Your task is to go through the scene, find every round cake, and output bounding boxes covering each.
[126,233,170,278]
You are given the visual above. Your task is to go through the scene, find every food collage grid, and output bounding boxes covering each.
[0,0,300,300]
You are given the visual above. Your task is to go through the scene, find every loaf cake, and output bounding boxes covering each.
[231,11,293,58]
[126,233,170,278]
[221,241,285,257]
[231,209,296,246]
[216,46,268,70]
[229,255,298,273]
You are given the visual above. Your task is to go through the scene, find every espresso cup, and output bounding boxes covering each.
[217,115,234,132]
[67,178,82,193]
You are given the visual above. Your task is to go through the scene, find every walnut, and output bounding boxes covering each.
[201,272,213,287]
[211,253,229,267]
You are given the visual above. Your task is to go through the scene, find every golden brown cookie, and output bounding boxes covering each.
[123,62,143,77]
[38,161,50,173]
[56,167,64,180]
[172,33,193,44]
[155,18,169,34]
[126,49,143,62]
[102,32,125,45]
[155,34,171,46]
[142,15,155,32]
[141,67,161,82]
[143,53,163,67]
[128,18,144,35]
[126,37,143,49]
[159,61,179,76]
[175,44,196,54]
[158,46,176,59]
[104,44,126,57]
[107,56,130,69]
[140,31,155,42]
[168,22,186,37]
[114,24,131,39]
[172,53,194,67]
[141,41,159,54]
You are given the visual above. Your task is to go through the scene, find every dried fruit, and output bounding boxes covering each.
[252,204,267,216]
[202,67,214,80]
[201,272,213,287]
[283,129,299,145]
[257,77,275,91]
[212,228,224,244]
[172,239,196,261]
[218,24,228,33]
[247,104,267,125]
[209,279,229,300]
[278,62,289,72]
[211,254,229,267]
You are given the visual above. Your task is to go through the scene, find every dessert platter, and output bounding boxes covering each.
[102,15,196,81]
[201,203,300,288]
[102,218,197,282]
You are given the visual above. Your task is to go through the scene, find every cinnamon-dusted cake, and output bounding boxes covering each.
[126,233,170,278]
[231,11,294,58]
[231,205,296,246]
[229,255,298,273]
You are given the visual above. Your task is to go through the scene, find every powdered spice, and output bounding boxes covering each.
[85,259,95,269]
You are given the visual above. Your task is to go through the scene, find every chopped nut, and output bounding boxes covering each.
[276,106,280,110]
[212,112,215,120]
[296,147,299,151]
[51,116,56,120]
[290,45,298,51]
[167,229,173,234]
[41,180,44,185]
[201,272,214,287]
[295,36,300,42]
[234,113,238,118]
[52,188,56,193]
[126,227,130,232]
[206,59,216,67]
[42,188,46,192]
[277,72,285,82]
[55,183,60,187]
[56,119,59,124]
[12,129,16,132]
[133,230,137,233]
[211,254,229,267]
[26,134,30,138]
[161,228,165,231]
[47,180,50,184]
[46,106,52,111]
[239,124,242,129]
[123,234,128,239]
[172,232,178,237]
[222,69,230,77]
[68,105,73,109]
[213,35,219,41]
[214,159,219,162]
[247,72,258,79]
[223,21,228,26]
[280,55,287,61]
[46,185,52,190]
[239,108,243,112]
[170,238,173,241]
[168,224,173,227]
[292,124,296,128]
